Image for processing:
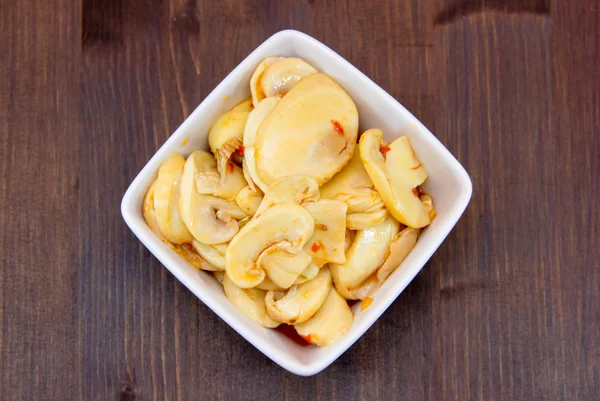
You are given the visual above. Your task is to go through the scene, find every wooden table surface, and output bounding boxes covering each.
[1,0,599,399]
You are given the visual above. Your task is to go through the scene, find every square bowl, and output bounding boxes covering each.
[121,29,472,376]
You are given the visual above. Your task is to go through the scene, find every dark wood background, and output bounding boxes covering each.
[1,0,598,399]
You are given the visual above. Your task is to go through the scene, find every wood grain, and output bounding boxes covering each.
[1,0,598,399]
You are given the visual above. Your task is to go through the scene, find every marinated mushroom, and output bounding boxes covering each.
[320,148,388,230]
[235,185,264,217]
[179,151,246,245]
[225,203,315,288]
[242,96,280,192]
[168,242,219,271]
[257,245,312,289]
[231,97,254,112]
[223,274,280,328]
[293,261,321,285]
[250,56,284,107]
[259,57,317,98]
[376,227,420,282]
[143,179,163,237]
[192,241,227,270]
[294,288,354,347]
[303,200,348,265]
[330,215,399,299]
[254,175,320,217]
[265,267,333,325]
[154,153,194,244]
[360,129,434,228]
[255,73,359,187]
[208,109,249,178]
[194,150,247,202]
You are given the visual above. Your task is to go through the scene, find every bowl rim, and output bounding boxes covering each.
[121,29,472,376]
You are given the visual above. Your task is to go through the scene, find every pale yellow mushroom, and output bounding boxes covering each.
[360,129,434,228]
[376,227,420,282]
[265,267,333,325]
[259,57,317,98]
[255,276,285,291]
[303,200,348,265]
[194,150,247,202]
[154,153,194,244]
[192,241,227,270]
[250,56,284,107]
[235,185,264,217]
[213,271,225,285]
[257,245,312,289]
[223,274,280,328]
[293,261,320,285]
[225,203,315,288]
[231,97,254,112]
[320,148,388,230]
[330,215,399,299]
[242,96,280,192]
[255,73,359,187]
[294,288,353,347]
[207,110,249,177]
[168,243,220,271]
[254,175,320,217]
[179,151,246,245]
[142,179,163,237]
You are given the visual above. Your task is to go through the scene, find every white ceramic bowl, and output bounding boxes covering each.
[121,29,472,376]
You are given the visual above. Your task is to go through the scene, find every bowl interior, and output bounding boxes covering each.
[122,30,471,375]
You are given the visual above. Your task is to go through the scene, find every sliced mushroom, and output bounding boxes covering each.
[321,146,388,230]
[254,175,320,217]
[192,241,226,270]
[179,151,246,245]
[207,110,249,177]
[235,185,264,216]
[223,274,280,328]
[265,267,333,324]
[168,243,220,271]
[225,203,315,288]
[213,270,225,284]
[257,245,312,289]
[376,227,420,282]
[293,261,320,285]
[242,96,280,192]
[360,129,434,228]
[330,215,399,299]
[154,153,194,244]
[294,288,353,347]
[259,57,317,98]
[194,151,247,201]
[143,179,163,237]
[250,56,284,107]
[231,97,254,112]
[255,276,285,291]
[255,73,359,187]
[303,200,348,264]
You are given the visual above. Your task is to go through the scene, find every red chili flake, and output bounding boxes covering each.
[238,145,245,155]
[228,162,234,173]
[331,120,344,136]
[300,334,312,344]
[381,205,386,210]
[412,188,420,197]
[311,242,321,253]
[380,146,391,156]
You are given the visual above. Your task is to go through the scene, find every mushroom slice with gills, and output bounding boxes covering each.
[257,245,312,289]
[235,185,264,217]
[192,241,226,270]
[143,179,163,237]
[168,243,220,271]
[320,147,388,230]
[250,56,284,107]
[360,129,434,228]
[376,227,420,282]
[265,267,333,325]
[223,274,280,328]
[194,150,247,202]
[255,73,359,187]
[330,215,399,299]
[179,151,246,245]
[226,203,315,288]
[153,153,194,244]
[294,288,353,347]
[303,200,348,265]
[242,96,280,192]
[293,261,320,285]
[231,97,254,112]
[208,109,249,178]
[254,175,320,217]
[259,57,317,98]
